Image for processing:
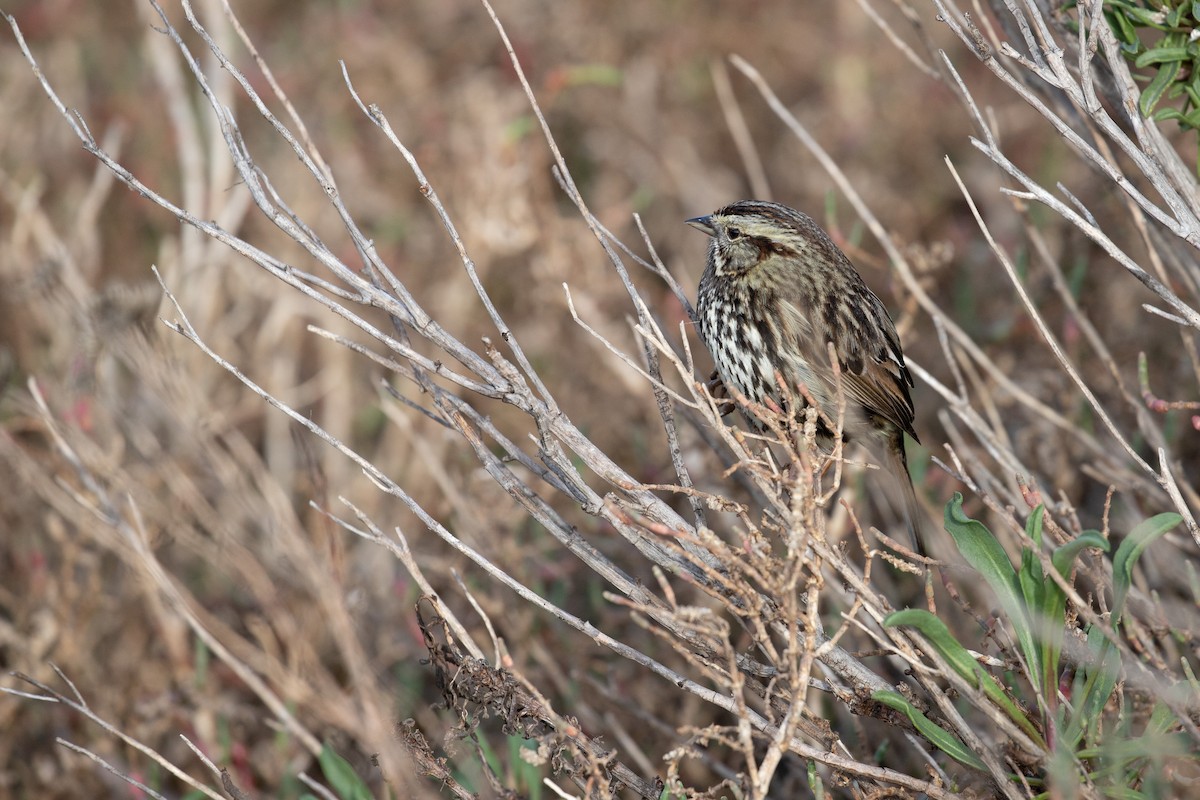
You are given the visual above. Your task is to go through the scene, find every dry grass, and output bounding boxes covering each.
[1,0,1198,798]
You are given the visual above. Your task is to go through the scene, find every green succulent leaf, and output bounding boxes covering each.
[1104,5,1200,171]
[1031,530,1111,704]
[943,493,1019,591]
[1051,530,1110,579]
[318,744,373,800]
[1026,504,1046,548]
[1156,105,1200,131]
[884,609,1044,745]
[943,494,1038,683]
[1141,58,1184,118]
[1135,44,1188,69]
[885,609,979,681]
[1017,543,1057,699]
[1122,7,1175,31]
[1112,512,1182,624]
[1065,625,1122,749]
[1104,8,1141,49]
[872,690,988,771]
[1168,3,1191,28]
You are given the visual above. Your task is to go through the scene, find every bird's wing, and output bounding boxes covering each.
[815,288,918,441]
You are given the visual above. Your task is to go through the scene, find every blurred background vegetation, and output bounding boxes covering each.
[2,0,1197,797]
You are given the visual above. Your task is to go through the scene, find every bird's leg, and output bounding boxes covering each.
[706,369,737,417]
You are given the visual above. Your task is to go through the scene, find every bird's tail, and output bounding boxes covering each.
[885,431,927,557]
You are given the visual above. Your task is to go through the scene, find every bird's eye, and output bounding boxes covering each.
[726,227,742,240]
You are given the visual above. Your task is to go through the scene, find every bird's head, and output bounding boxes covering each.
[687,200,816,279]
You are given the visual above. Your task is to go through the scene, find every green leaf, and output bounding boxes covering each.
[1151,106,1200,129]
[1046,743,1082,798]
[1135,46,1189,68]
[806,759,826,799]
[943,494,1019,590]
[1183,652,1200,693]
[1112,513,1181,623]
[1017,544,1052,698]
[1123,7,1175,31]
[1065,513,1166,753]
[1033,531,1111,707]
[872,690,988,771]
[943,494,1038,684]
[1141,59,1184,118]
[1078,731,1191,768]
[1064,625,1121,749]
[1105,9,1140,48]
[1146,700,1180,738]
[1050,531,1109,579]
[885,609,980,680]
[509,736,545,798]
[1026,504,1046,548]
[1167,3,1190,28]
[318,744,373,800]
[884,609,1045,745]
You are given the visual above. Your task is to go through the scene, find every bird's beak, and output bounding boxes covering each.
[685,215,716,236]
